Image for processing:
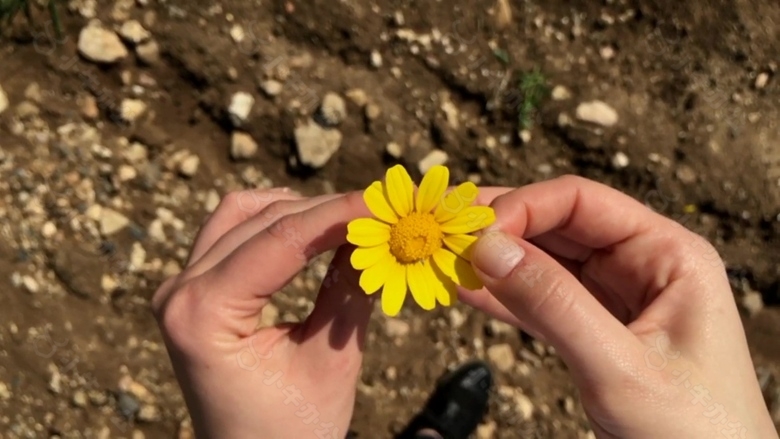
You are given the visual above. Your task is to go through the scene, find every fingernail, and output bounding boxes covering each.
[473,232,525,279]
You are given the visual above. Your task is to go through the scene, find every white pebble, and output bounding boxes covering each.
[41,221,57,238]
[611,152,629,169]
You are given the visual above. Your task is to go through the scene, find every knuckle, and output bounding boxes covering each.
[556,174,588,186]
[524,271,576,320]
[156,281,204,349]
[260,199,294,221]
[269,212,303,241]
[150,276,178,316]
[343,190,366,212]
[220,190,275,217]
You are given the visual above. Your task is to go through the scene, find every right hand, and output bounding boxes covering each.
[460,176,778,438]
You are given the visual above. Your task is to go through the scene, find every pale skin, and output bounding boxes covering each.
[152,176,778,439]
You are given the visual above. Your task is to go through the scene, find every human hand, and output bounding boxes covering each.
[152,189,373,439]
[460,176,778,438]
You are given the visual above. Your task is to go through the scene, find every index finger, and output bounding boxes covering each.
[199,191,369,320]
[489,175,661,248]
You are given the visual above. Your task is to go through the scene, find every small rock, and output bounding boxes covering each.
[418,149,449,174]
[675,165,697,184]
[487,343,515,373]
[88,390,108,406]
[137,404,160,422]
[365,103,382,121]
[230,132,258,160]
[345,88,368,107]
[477,421,497,439]
[576,100,618,127]
[0,84,9,115]
[370,50,383,68]
[228,92,255,126]
[755,72,770,90]
[740,290,764,317]
[494,0,512,29]
[229,24,245,43]
[132,430,146,439]
[48,364,62,394]
[178,154,200,177]
[295,120,343,168]
[24,82,42,102]
[119,20,151,44]
[78,23,129,64]
[600,45,616,60]
[101,274,119,293]
[22,275,39,294]
[519,129,532,144]
[72,390,88,408]
[386,142,403,159]
[129,243,146,272]
[260,303,279,327]
[42,221,57,238]
[178,419,195,439]
[318,92,347,126]
[120,99,147,123]
[513,392,534,421]
[551,85,571,101]
[563,396,576,415]
[260,80,283,97]
[80,95,100,119]
[119,376,155,404]
[162,260,181,277]
[15,101,39,119]
[384,318,410,338]
[611,151,629,169]
[486,319,515,337]
[393,11,405,26]
[385,366,397,381]
[136,40,161,65]
[117,392,140,419]
[100,208,130,236]
[118,165,138,181]
[448,309,466,329]
[205,190,220,213]
[0,381,11,400]
[148,219,166,243]
[52,241,103,298]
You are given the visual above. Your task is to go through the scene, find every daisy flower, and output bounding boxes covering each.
[347,165,496,316]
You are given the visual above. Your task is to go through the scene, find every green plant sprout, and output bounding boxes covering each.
[0,0,63,39]
[518,69,549,130]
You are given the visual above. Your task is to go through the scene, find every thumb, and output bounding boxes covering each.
[471,232,639,381]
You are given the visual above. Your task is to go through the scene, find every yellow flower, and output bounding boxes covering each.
[347,165,496,316]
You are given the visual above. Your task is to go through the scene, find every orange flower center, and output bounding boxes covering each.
[388,212,443,264]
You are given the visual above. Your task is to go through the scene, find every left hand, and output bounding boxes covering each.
[152,188,373,439]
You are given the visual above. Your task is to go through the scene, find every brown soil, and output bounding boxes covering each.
[0,0,778,438]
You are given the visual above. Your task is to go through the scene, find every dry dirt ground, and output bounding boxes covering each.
[0,0,779,438]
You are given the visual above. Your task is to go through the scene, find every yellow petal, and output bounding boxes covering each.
[347,218,391,247]
[381,260,407,316]
[430,261,459,306]
[435,182,479,223]
[432,248,483,290]
[385,165,414,217]
[443,234,479,261]
[364,181,399,224]
[439,206,496,235]
[415,165,449,214]
[359,254,394,294]
[350,243,391,270]
[406,260,436,311]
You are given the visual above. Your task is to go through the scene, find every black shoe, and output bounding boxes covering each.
[397,360,493,439]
